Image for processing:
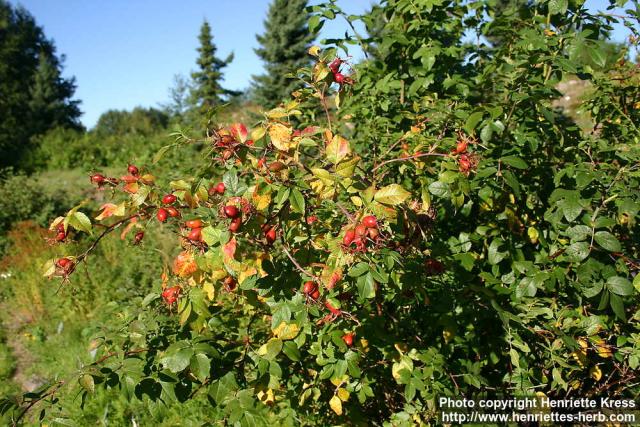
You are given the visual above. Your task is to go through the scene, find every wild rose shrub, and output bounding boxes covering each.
[3,0,640,425]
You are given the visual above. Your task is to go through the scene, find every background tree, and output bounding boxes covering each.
[251,0,313,108]
[163,74,191,120]
[190,20,236,115]
[0,0,81,170]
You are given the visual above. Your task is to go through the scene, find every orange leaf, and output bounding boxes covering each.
[123,182,139,194]
[222,237,237,262]
[96,203,125,220]
[173,251,198,278]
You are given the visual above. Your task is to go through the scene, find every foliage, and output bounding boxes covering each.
[0,170,80,256]
[190,20,237,116]
[2,0,640,425]
[251,0,314,108]
[0,0,81,170]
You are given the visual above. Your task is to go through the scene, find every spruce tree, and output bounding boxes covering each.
[252,0,314,108]
[190,20,235,114]
[0,0,81,169]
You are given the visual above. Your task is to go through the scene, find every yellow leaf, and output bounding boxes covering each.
[251,184,272,211]
[257,388,275,405]
[266,108,289,119]
[308,45,320,56]
[374,184,411,206]
[589,365,602,381]
[202,282,215,300]
[330,375,349,387]
[251,126,266,142]
[269,123,295,151]
[210,269,228,281]
[311,168,334,185]
[394,342,408,354]
[329,395,343,416]
[337,388,350,402]
[313,62,330,82]
[335,156,360,178]
[238,268,257,286]
[392,356,413,382]
[272,322,300,340]
[49,216,65,231]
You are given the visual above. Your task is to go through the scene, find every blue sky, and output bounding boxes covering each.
[9,0,635,129]
[9,0,374,128]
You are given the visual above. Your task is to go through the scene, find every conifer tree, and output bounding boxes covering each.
[0,0,81,169]
[252,0,314,108]
[190,20,236,114]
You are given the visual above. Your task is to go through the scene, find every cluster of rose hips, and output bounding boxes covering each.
[221,197,251,232]
[450,137,478,175]
[342,215,381,253]
[157,193,182,222]
[52,222,68,243]
[55,257,74,277]
[303,280,321,300]
[212,125,253,161]
[90,164,152,190]
[328,57,353,86]
[89,172,118,188]
[161,285,181,305]
[184,219,203,243]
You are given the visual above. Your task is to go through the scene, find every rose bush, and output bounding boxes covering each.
[2,0,639,425]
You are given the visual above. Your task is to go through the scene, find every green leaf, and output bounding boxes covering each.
[161,347,194,373]
[356,272,376,299]
[501,156,528,169]
[374,184,410,205]
[282,341,301,361]
[557,194,583,222]
[131,185,150,206]
[548,0,568,15]
[190,353,210,382]
[257,338,283,361]
[609,293,626,321]
[428,181,449,197]
[70,212,92,234]
[290,189,305,214]
[607,276,633,296]
[153,144,175,163]
[464,111,484,134]
[515,277,537,298]
[565,242,590,262]
[594,231,621,252]
[142,292,160,307]
[588,44,606,68]
[348,262,369,277]
[308,15,323,33]
[488,239,507,265]
[566,225,591,242]
[209,372,238,404]
[634,274,640,293]
[480,124,493,143]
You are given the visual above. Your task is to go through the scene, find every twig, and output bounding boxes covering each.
[371,152,448,173]
[281,245,316,282]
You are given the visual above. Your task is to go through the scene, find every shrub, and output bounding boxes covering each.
[2,0,639,425]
